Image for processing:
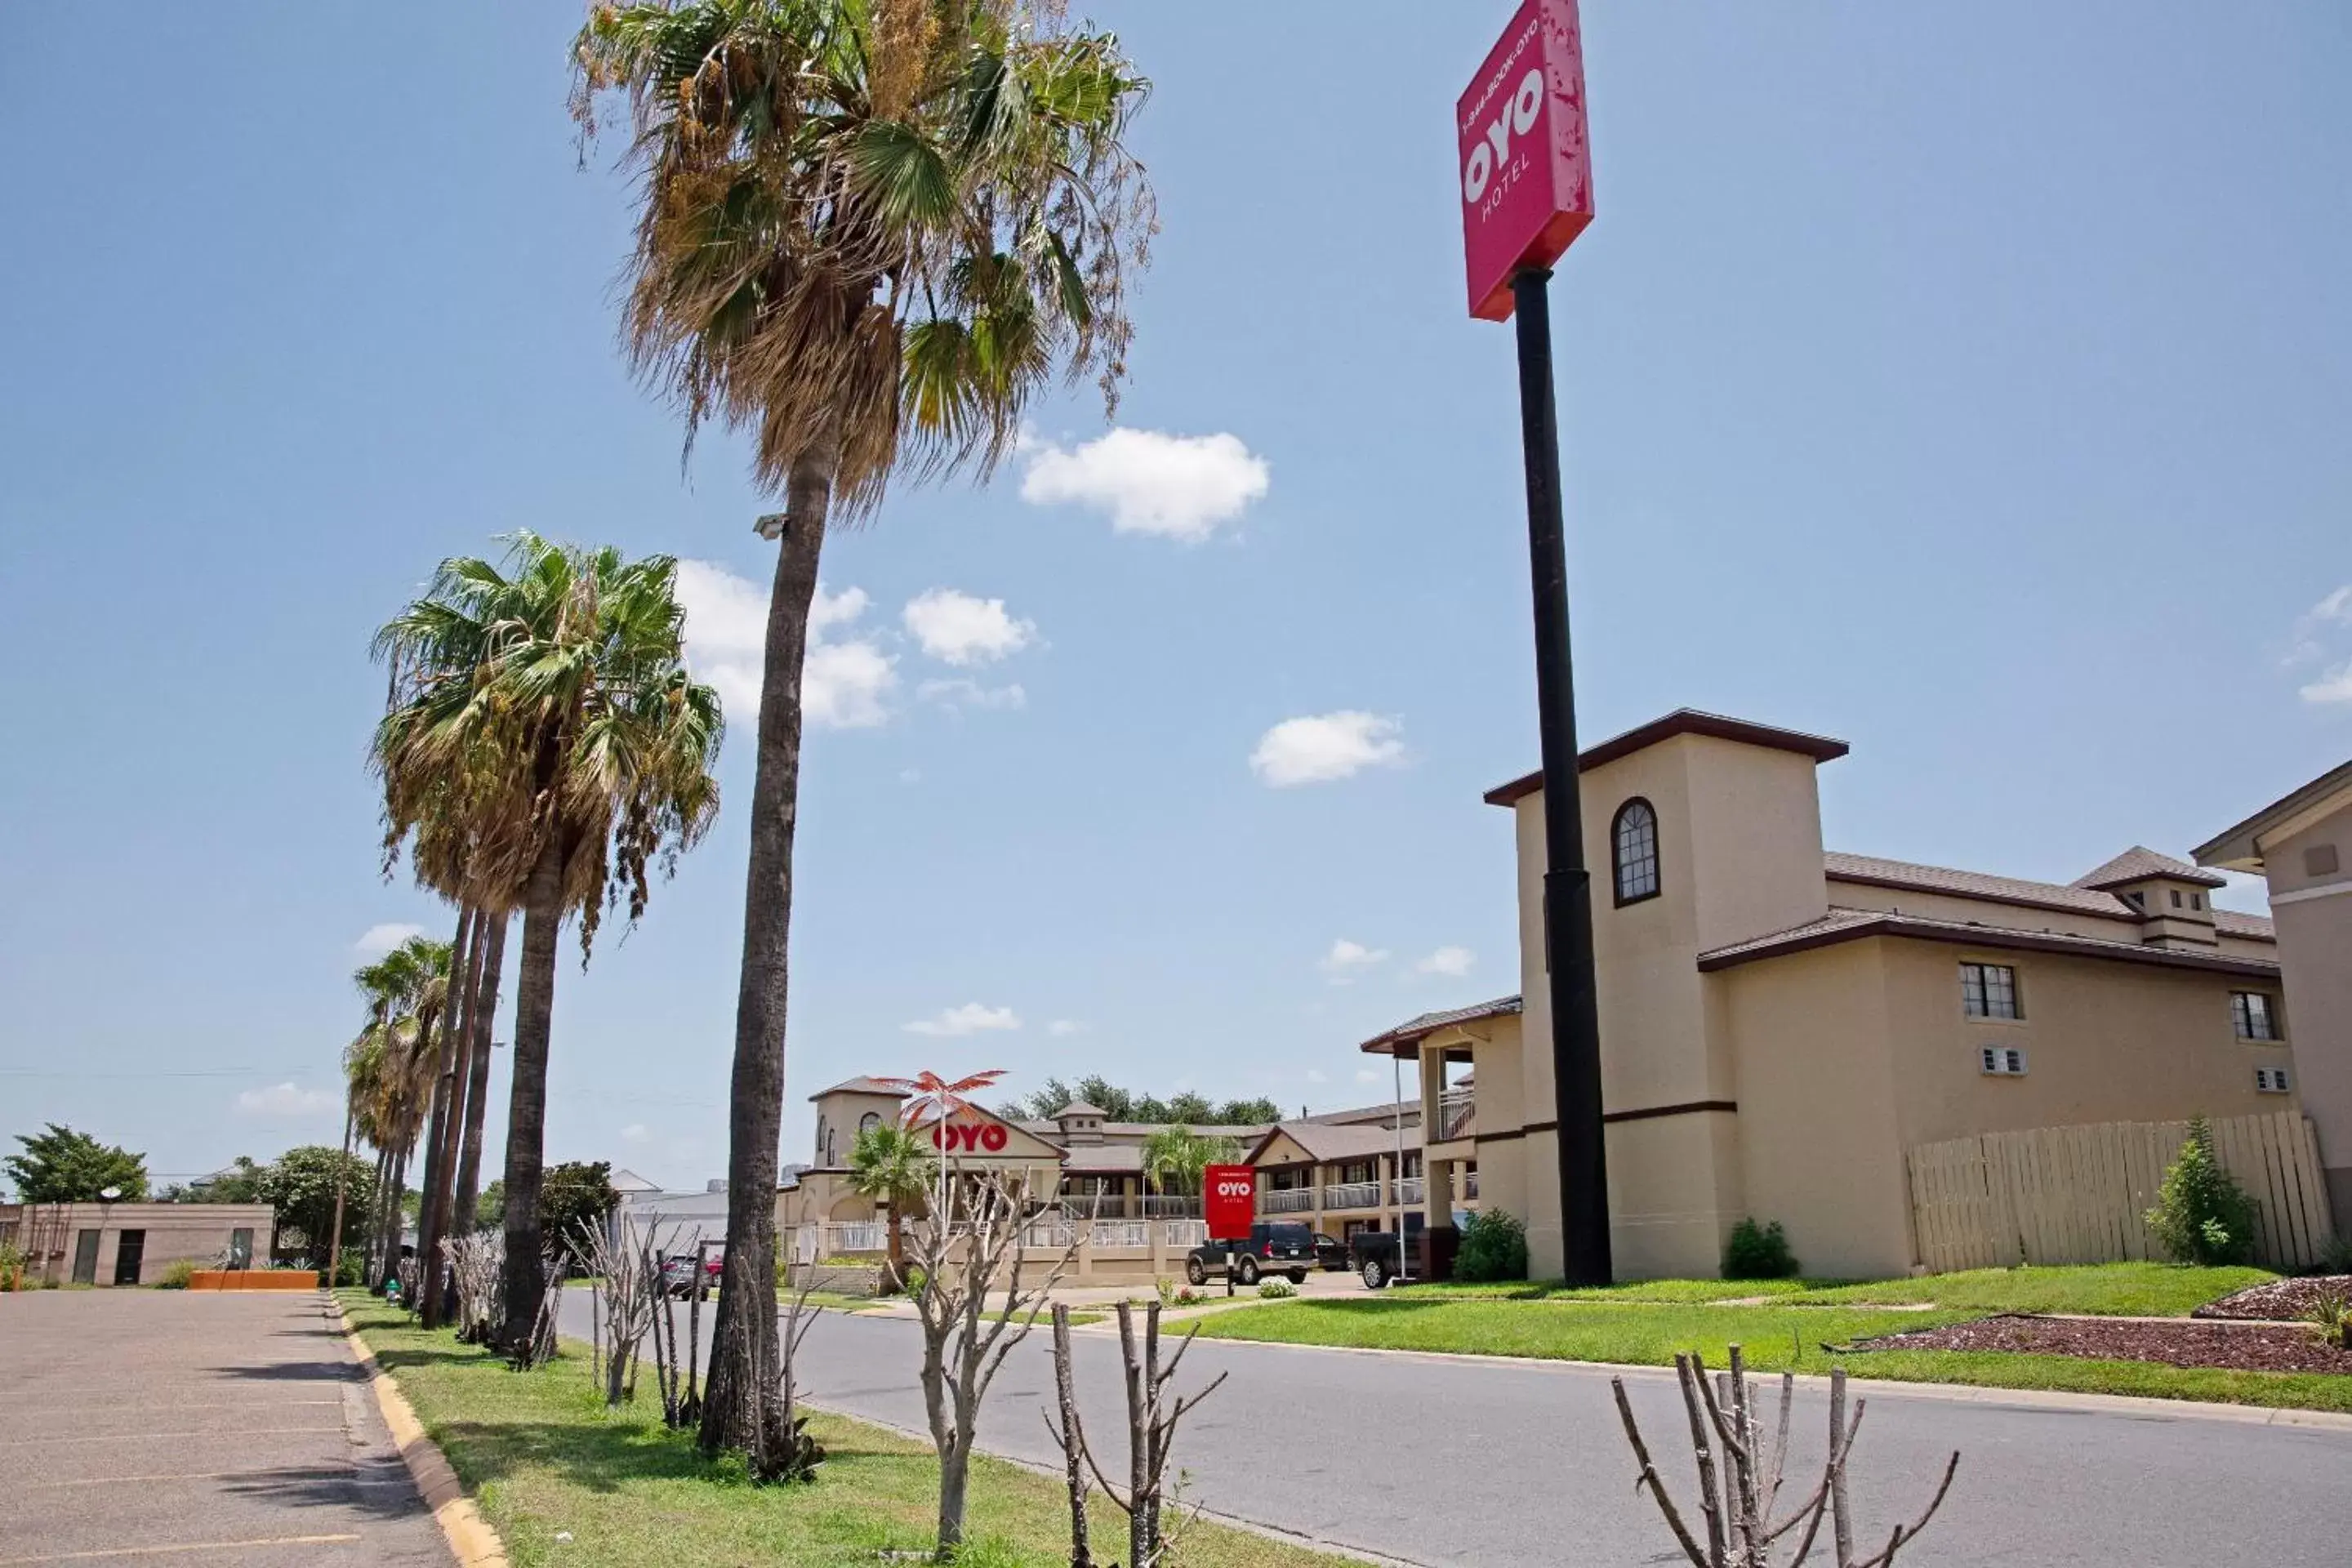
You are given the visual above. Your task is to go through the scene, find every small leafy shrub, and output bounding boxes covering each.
[1723,1218,1800,1281]
[1257,1279,1297,1298]
[2315,1232,2352,1277]
[2304,1286,2352,1351]
[1154,1276,1178,1307]
[1454,1208,1530,1283]
[2145,1118,2259,1266]
[155,1258,198,1290]
[0,1241,25,1292]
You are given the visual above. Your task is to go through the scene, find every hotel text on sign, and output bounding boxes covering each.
[1204,1165,1257,1243]
[1457,0,1593,321]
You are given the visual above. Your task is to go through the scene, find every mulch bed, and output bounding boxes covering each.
[2192,1275,2352,1322]
[1846,1313,2352,1376]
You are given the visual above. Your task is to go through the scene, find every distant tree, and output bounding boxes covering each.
[192,1156,267,1204]
[1009,1080,1281,1128]
[1214,1097,1283,1125]
[475,1178,506,1232]
[1160,1092,1216,1125]
[1072,1076,1138,1120]
[538,1161,621,1267]
[255,1147,378,1258]
[3,1125,149,1203]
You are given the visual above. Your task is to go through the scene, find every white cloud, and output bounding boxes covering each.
[900,768,923,784]
[1019,428,1270,542]
[1321,938,1390,983]
[904,1003,1022,1038]
[1046,1019,1089,1038]
[1305,1068,1329,1085]
[2300,663,2352,706]
[1250,711,1406,787]
[620,1123,651,1146]
[904,588,1036,666]
[1416,946,1477,978]
[919,678,1028,711]
[1355,1067,1383,1085]
[353,922,425,958]
[236,1082,337,1117]
[676,560,898,728]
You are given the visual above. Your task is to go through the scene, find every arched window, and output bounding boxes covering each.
[858,1111,882,1137]
[1613,798,1660,906]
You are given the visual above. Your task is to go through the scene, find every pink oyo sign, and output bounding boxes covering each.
[1457,0,1593,322]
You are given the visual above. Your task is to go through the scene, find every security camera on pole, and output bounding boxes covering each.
[1457,0,1610,1286]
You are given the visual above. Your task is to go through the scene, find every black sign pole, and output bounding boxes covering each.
[1511,265,1612,1288]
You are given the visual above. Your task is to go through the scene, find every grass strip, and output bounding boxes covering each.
[1782,1263,2276,1317]
[1185,1296,2352,1413]
[341,1293,1356,1567]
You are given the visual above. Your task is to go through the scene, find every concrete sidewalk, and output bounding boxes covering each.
[0,1290,450,1567]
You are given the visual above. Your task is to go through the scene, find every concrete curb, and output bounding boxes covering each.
[331,1299,512,1568]
[1178,1331,2352,1432]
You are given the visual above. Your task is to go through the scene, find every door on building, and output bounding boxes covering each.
[229,1228,254,1269]
[71,1230,101,1285]
[112,1230,146,1285]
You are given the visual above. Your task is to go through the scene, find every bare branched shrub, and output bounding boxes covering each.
[439,1231,504,1344]
[1611,1349,1958,1567]
[507,1247,568,1370]
[907,1165,1078,1554]
[768,1268,827,1483]
[573,1216,660,1406]
[1046,1298,1227,1568]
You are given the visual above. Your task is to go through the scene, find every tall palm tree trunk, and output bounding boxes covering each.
[414,906,474,1326]
[498,839,567,1356]
[327,1101,356,1288]
[453,911,510,1244]
[701,452,833,1465]
[421,906,483,1328]
[366,1146,393,1281]
[379,1141,412,1289]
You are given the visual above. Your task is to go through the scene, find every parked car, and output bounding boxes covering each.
[1184,1223,1314,1286]
[659,1250,723,1298]
[1348,1231,1416,1290]
[1312,1232,1350,1272]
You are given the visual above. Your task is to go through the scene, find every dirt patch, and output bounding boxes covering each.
[1847,1313,2352,1376]
[2192,1275,2352,1323]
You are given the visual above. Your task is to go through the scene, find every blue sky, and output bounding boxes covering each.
[2,2,2346,1192]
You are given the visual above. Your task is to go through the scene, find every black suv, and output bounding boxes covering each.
[1184,1223,1314,1286]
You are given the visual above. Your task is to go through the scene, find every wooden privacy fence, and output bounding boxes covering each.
[1907,1111,2336,1273]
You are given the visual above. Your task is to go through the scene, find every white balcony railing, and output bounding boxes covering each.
[1142,1193,1202,1218]
[1437,1090,1476,1143]
[1089,1220,1150,1249]
[1163,1219,1206,1248]
[1322,1180,1382,1211]
[1392,1177,1426,1206]
[1261,1187,1316,1214]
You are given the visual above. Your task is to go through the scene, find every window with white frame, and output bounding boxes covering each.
[1961,962,2022,1020]
[2255,1066,2292,1094]
[2232,991,2283,1041]
[1980,1045,2028,1076]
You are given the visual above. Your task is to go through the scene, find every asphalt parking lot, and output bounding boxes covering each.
[0,1290,449,1567]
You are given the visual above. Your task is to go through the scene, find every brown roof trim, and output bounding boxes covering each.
[2194,758,2352,871]
[1823,866,2137,924]
[1604,1099,1739,1125]
[1698,912,2282,978]
[1358,996,1523,1055]
[1485,710,1849,807]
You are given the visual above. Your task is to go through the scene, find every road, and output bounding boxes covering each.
[0,1290,449,1567]
[562,1290,2352,1566]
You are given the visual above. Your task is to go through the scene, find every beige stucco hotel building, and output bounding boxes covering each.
[1360,710,2303,1282]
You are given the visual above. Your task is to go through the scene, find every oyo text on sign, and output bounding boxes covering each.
[930,1120,1010,1154]
[1457,0,1593,322]
[1204,1164,1257,1243]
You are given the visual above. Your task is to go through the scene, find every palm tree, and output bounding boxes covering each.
[345,938,452,1287]
[572,0,1154,1467]
[373,535,723,1354]
[1141,1127,1240,1209]
[847,1122,933,1292]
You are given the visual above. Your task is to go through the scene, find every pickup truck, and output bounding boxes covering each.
[1348,1231,1416,1290]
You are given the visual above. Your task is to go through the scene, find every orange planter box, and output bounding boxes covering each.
[188,1270,318,1292]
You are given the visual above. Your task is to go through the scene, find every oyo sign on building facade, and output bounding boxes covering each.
[1204,1164,1257,1243]
[930,1119,1010,1155]
[1458,0,1593,321]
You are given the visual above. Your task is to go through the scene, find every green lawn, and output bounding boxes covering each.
[341,1294,1354,1568]
[1187,1282,2352,1414]
[1783,1263,2275,1316]
[1389,1276,1822,1303]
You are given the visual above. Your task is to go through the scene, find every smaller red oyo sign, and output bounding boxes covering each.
[1203,1165,1257,1243]
[1457,0,1593,322]
[929,1119,1010,1155]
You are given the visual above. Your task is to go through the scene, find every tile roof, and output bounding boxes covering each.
[1251,1118,1421,1165]
[2072,846,2226,891]
[1049,1101,1108,1118]
[1359,996,1524,1054]
[1698,906,2281,978]
[1824,853,2140,921]
[1486,710,1850,805]
[807,1076,910,1101]
[2215,908,2276,940]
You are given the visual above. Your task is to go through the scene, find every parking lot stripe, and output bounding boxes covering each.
[0,1428,344,1447]
[0,1535,363,1565]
